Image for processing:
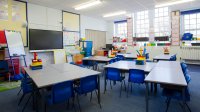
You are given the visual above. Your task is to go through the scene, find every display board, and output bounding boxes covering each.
[5,30,25,56]
[29,29,63,50]
[0,0,27,46]
[63,11,80,32]
[171,11,180,46]
[63,32,79,46]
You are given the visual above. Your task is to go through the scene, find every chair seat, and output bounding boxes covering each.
[107,75,125,81]
[129,74,144,83]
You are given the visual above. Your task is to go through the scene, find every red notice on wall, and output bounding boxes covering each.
[0,31,7,44]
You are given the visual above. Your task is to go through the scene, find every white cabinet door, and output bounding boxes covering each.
[28,4,47,25]
[47,8,62,29]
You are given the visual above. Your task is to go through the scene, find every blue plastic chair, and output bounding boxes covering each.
[18,76,34,112]
[116,55,125,61]
[82,60,97,68]
[105,68,126,97]
[181,62,189,75]
[0,60,9,78]
[45,81,75,112]
[109,58,116,64]
[75,75,101,111]
[162,73,191,112]
[170,55,177,61]
[127,69,145,96]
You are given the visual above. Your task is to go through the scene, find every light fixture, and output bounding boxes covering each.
[74,0,102,10]
[103,11,127,18]
[155,0,195,8]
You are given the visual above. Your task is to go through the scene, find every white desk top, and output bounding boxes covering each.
[153,54,174,60]
[145,61,187,86]
[24,63,101,88]
[104,61,156,72]
[82,56,112,62]
[117,53,137,59]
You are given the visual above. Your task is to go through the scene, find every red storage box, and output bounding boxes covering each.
[6,58,20,75]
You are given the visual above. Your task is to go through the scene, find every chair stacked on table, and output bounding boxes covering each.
[162,62,191,112]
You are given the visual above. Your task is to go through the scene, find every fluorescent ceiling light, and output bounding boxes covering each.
[155,0,195,8]
[74,0,102,10]
[103,11,127,18]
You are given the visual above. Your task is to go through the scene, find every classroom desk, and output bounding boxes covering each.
[83,56,112,63]
[153,54,174,62]
[117,53,137,59]
[103,61,156,93]
[144,61,187,112]
[24,63,101,112]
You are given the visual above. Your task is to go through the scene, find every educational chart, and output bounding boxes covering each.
[0,0,27,46]
[0,0,8,20]
[171,11,180,46]
[63,31,80,46]
[5,30,25,56]
[127,18,133,46]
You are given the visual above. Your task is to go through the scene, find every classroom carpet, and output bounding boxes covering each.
[0,64,199,112]
[0,81,21,92]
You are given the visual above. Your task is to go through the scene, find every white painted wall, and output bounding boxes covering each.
[80,15,107,38]
[106,21,114,44]
[22,3,108,66]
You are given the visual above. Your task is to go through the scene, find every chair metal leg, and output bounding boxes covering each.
[110,80,112,89]
[44,102,47,112]
[123,80,126,91]
[17,88,22,95]
[72,97,76,112]
[95,90,102,109]
[131,83,133,93]
[165,98,171,112]
[18,94,25,106]
[90,92,93,102]
[22,94,32,112]
[127,82,130,97]
[76,94,81,112]
[120,81,123,97]
[67,99,70,109]
[185,103,192,112]
[104,80,107,94]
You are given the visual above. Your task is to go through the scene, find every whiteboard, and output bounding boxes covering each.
[63,31,79,46]
[5,30,25,56]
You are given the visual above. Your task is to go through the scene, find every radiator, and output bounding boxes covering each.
[181,46,200,60]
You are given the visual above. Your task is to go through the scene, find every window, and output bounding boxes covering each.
[154,7,170,37]
[136,11,149,37]
[183,13,200,38]
[114,21,127,38]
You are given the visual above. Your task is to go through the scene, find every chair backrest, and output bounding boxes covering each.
[116,55,125,60]
[106,68,121,81]
[181,62,188,75]
[184,73,191,84]
[145,53,149,59]
[109,59,115,64]
[170,55,176,61]
[53,50,66,64]
[52,81,74,104]
[129,69,145,83]
[22,78,33,94]
[0,60,9,71]
[79,75,98,94]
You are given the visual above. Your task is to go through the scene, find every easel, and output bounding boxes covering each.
[5,30,27,81]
